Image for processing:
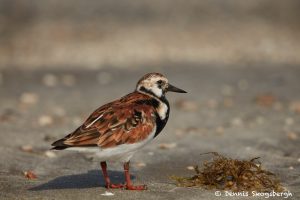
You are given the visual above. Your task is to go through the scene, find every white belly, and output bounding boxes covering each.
[67,126,157,162]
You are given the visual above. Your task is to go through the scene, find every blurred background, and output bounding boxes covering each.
[1,0,300,69]
[1,1,300,199]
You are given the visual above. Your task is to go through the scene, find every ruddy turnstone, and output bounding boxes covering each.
[51,72,186,190]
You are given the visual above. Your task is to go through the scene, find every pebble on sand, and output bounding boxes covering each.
[20,92,39,105]
[159,143,177,149]
[38,115,53,126]
[255,94,276,107]
[206,99,218,109]
[186,166,195,170]
[223,98,234,108]
[286,132,298,140]
[175,99,198,111]
[289,101,300,114]
[52,106,66,117]
[24,171,37,179]
[44,150,57,158]
[135,162,146,168]
[285,118,294,126]
[215,126,225,134]
[101,191,114,196]
[231,117,243,127]
[20,145,33,153]
[43,74,58,87]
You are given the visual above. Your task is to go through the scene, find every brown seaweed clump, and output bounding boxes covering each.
[171,152,284,192]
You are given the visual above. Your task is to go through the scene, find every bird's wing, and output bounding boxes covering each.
[52,93,156,149]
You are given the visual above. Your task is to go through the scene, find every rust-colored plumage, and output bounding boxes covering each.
[52,92,156,149]
[51,72,187,190]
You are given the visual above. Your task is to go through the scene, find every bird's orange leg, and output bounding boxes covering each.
[100,161,124,189]
[124,161,147,190]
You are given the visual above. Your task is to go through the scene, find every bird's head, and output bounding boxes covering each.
[136,72,187,98]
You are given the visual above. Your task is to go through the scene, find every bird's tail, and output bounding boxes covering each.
[51,138,69,150]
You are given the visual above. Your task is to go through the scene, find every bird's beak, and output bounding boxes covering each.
[167,84,187,93]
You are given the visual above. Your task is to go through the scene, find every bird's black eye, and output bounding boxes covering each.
[157,80,163,85]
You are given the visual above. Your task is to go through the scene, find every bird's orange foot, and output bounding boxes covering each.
[106,183,124,189]
[125,184,147,190]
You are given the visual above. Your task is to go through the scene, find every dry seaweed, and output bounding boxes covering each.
[171,152,284,192]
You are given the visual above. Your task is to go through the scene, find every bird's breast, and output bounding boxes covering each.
[154,101,170,138]
[156,101,169,120]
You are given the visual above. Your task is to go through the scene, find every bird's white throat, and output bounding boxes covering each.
[157,101,168,120]
[137,88,168,120]
[149,87,163,98]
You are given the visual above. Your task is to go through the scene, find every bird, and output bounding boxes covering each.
[51,72,187,190]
